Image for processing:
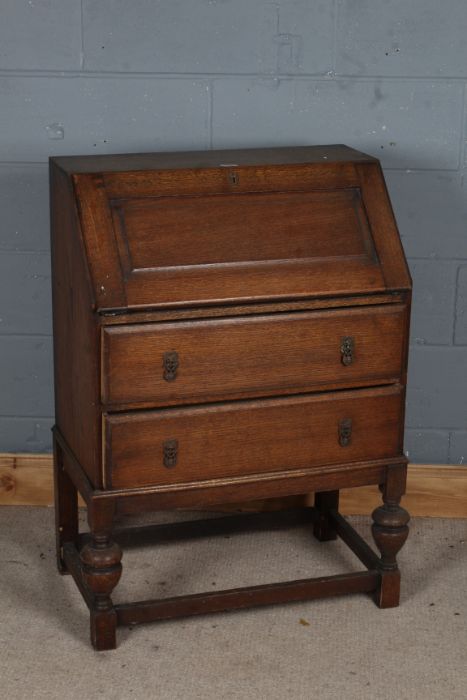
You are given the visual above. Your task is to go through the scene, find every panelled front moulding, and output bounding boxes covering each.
[50,145,412,650]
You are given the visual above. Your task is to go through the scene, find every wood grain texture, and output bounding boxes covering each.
[2,457,464,517]
[72,173,126,310]
[50,145,414,649]
[105,385,403,490]
[50,163,102,486]
[102,162,361,199]
[63,510,382,651]
[356,162,412,291]
[54,436,79,573]
[111,188,374,268]
[52,144,377,175]
[0,453,53,506]
[342,466,467,517]
[99,293,405,324]
[102,304,406,409]
[122,258,387,309]
[100,461,392,514]
[56,147,411,312]
[114,571,380,626]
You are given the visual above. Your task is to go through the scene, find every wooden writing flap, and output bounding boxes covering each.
[70,148,411,311]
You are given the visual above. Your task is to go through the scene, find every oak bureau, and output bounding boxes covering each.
[50,145,411,650]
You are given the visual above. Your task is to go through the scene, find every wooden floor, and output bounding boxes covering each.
[0,453,466,517]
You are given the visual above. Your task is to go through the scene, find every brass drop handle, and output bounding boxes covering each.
[340,336,354,366]
[163,351,179,381]
[338,418,352,447]
[163,439,178,468]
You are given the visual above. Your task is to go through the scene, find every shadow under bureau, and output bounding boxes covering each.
[50,145,412,650]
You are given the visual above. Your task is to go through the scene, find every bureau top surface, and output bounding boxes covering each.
[50,144,410,312]
[51,144,377,174]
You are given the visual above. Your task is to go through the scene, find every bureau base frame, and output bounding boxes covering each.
[53,428,410,651]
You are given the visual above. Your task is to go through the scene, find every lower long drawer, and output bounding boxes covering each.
[104,385,404,490]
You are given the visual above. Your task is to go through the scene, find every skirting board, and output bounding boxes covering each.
[0,453,466,518]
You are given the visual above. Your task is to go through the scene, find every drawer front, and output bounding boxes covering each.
[104,385,403,489]
[101,304,406,407]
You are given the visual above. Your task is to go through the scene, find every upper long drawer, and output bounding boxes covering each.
[101,304,407,408]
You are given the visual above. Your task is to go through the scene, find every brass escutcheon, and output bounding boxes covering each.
[340,336,354,366]
[338,418,352,447]
[163,351,179,381]
[163,439,178,468]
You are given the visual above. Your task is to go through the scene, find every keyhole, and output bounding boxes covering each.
[229,171,238,185]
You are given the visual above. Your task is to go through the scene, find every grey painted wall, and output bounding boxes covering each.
[0,0,466,463]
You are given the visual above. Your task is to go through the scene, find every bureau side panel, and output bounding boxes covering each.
[398,293,412,454]
[356,162,412,292]
[50,162,102,487]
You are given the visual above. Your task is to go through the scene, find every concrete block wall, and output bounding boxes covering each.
[0,0,466,463]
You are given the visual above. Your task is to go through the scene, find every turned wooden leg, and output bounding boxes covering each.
[81,533,122,650]
[372,465,410,608]
[53,434,78,574]
[313,490,339,542]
